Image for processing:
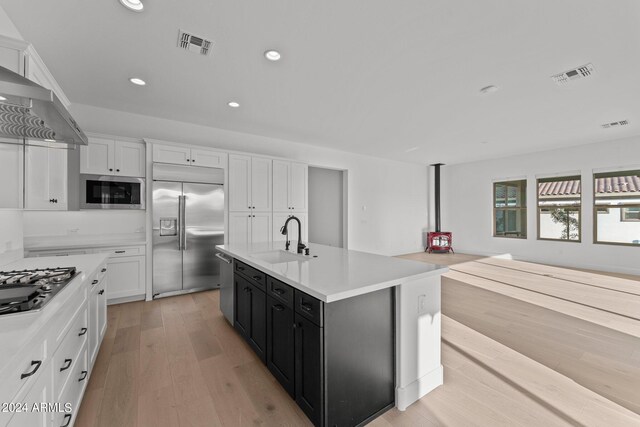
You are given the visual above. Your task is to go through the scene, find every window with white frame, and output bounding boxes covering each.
[594,170,640,245]
[537,176,581,242]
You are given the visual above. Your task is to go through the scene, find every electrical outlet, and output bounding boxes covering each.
[67,228,79,235]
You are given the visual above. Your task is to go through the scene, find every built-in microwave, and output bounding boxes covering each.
[80,174,145,209]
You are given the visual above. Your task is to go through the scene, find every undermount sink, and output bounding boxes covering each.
[251,250,310,264]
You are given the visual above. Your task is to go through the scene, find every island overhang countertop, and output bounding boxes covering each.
[216,242,448,303]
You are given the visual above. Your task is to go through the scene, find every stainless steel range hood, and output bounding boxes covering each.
[0,65,87,146]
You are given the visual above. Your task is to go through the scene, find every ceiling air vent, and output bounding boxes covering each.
[551,63,594,86]
[177,30,212,56]
[601,120,629,129]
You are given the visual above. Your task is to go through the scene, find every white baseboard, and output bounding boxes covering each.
[395,365,444,411]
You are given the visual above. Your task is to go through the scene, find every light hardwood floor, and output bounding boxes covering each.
[76,255,640,426]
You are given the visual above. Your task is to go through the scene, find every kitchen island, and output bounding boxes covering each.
[216,242,448,426]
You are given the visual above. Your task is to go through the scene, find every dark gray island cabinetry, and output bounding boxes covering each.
[233,259,395,427]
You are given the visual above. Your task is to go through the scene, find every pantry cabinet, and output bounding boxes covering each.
[273,160,308,212]
[229,212,273,245]
[81,137,145,177]
[228,155,272,212]
[24,141,68,210]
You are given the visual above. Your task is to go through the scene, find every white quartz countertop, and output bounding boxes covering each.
[24,233,146,250]
[0,253,109,369]
[216,242,448,303]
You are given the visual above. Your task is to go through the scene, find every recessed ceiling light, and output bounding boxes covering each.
[228,101,240,108]
[44,139,56,142]
[0,95,6,101]
[405,146,420,153]
[264,50,281,61]
[479,85,499,95]
[119,0,144,12]
[129,77,146,86]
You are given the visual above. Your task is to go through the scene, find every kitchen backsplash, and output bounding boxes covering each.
[0,209,24,266]
[23,210,145,237]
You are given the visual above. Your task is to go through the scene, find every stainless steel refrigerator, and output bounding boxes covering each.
[152,163,224,298]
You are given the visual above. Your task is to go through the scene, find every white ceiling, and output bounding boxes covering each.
[2,0,640,164]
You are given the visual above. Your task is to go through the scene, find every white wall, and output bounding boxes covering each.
[71,103,429,256]
[442,135,640,275]
[0,210,24,266]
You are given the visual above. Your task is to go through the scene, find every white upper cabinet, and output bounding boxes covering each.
[273,160,308,212]
[152,143,228,169]
[251,157,272,212]
[114,141,145,177]
[229,155,252,211]
[81,137,112,175]
[272,160,290,212]
[24,141,68,210]
[81,137,145,177]
[152,144,190,165]
[191,148,227,168]
[229,155,272,212]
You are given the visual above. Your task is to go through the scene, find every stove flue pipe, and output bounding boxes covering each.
[431,163,445,233]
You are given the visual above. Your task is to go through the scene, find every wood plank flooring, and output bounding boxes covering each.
[76,254,640,426]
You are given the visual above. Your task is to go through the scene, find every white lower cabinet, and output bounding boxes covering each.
[6,362,52,427]
[1,260,106,427]
[103,255,145,300]
[229,212,272,245]
[28,245,146,302]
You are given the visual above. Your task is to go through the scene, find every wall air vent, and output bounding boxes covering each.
[601,120,629,129]
[551,63,594,85]
[177,30,212,56]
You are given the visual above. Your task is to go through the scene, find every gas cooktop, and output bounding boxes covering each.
[0,267,79,316]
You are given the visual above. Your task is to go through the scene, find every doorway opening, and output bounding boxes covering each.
[308,166,347,248]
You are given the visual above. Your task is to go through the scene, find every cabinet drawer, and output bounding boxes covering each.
[267,277,293,308]
[98,245,145,257]
[294,290,323,327]
[235,260,266,289]
[55,346,88,427]
[53,306,88,401]
[0,339,46,406]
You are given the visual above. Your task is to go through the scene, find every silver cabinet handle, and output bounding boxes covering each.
[215,253,232,264]
[181,195,187,250]
[177,195,184,250]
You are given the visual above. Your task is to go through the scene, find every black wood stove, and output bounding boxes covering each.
[426,163,454,254]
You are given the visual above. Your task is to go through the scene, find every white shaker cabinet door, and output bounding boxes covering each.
[6,363,52,427]
[228,155,252,212]
[191,148,228,168]
[250,157,272,212]
[81,137,114,175]
[289,162,308,212]
[106,255,145,300]
[229,212,252,245]
[251,213,273,244]
[272,160,290,212]
[114,141,145,177]
[25,142,67,210]
[152,143,191,166]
